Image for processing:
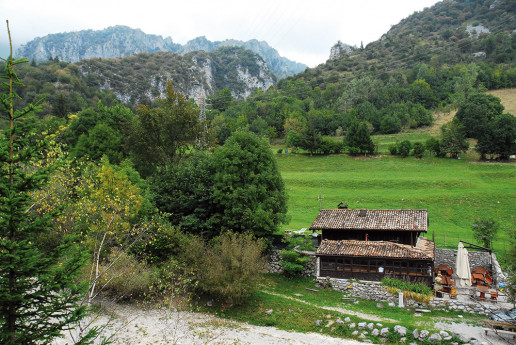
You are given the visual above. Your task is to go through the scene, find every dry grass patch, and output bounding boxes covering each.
[487,88,516,114]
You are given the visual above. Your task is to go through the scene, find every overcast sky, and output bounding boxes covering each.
[1,0,440,67]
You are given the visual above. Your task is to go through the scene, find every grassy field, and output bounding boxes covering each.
[487,88,516,115]
[273,89,516,259]
[211,274,481,345]
[276,153,515,259]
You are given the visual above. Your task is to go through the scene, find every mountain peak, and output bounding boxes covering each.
[16,27,306,79]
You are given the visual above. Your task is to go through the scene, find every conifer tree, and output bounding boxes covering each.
[0,21,90,344]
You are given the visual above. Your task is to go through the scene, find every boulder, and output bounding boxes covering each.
[439,330,450,338]
[412,329,419,339]
[419,329,429,339]
[380,327,390,337]
[428,333,442,342]
[394,325,407,336]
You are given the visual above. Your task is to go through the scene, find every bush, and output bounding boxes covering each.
[279,235,314,277]
[277,148,284,154]
[425,137,442,157]
[412,142,425,158]
[397,140,412,158]
[381,278,432,295]
[472,218,499,248]
[98,248,155,300]
[388,143,398,155]
[196,231,266,306]
[280,250,311,277]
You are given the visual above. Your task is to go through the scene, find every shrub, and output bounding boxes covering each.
[196,231,266,306]
[381,277,432,295]
[425,137,442,156]
[412,142,425,158]
[280,250,311,277]
[472,218,499,248]
[397,140,412,158]
[98,248,155,300]
[277,148,284,154]
[279,235,314,277]
[388,143,398,155]
[151,259,197,307]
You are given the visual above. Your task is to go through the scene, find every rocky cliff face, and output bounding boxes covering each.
[16,26,306,79]
[78,48,274,104]
[17,26,182,62]
[183,37,306,79]
[329,41,355,59]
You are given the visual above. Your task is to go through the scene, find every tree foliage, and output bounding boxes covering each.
[440,120,469,158]
[195,231,266,306]
[344,120,375,155]
[212,130,288,237]
[127,81,200,176]
[151,131,288,239]
[0,24,91,344]
[472,218,499,249]
[455,93,504,138]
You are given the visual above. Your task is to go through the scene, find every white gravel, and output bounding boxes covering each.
[53,301,368,345]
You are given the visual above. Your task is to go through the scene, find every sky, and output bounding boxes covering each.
[1,0,440,67]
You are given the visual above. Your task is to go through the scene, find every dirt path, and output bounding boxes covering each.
[53,301,368,345]
[263,290,398,322]
[435,321,515,345]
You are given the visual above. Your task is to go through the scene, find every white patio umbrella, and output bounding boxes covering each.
[456,242,472,287]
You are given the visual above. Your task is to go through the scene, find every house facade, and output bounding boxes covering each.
[312,209,435,285]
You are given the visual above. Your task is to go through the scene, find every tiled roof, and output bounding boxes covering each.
[309,209,428,232]
[316,238,435,260]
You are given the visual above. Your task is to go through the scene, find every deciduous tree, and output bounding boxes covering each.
[127,81,200,176]
[212,130,288,237]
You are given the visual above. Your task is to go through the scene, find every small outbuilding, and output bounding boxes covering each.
[312,208,435,285]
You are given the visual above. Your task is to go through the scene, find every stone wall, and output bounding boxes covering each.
[435,248,491,271]
[434,248,505,284]
[317,277,503,315]
[267,249,317,277]
[322,278,395,302]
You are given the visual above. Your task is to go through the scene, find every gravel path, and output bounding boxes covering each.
[435,321,515,345]
[263,290,397,322]
[53,301,368,345]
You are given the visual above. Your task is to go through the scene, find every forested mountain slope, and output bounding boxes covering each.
[296,0,515,87]
[2,46,275,121]
[206,0,515,148]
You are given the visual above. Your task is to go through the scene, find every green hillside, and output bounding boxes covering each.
[276,153,515,261]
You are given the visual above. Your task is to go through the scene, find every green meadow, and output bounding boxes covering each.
[275,152,516,260]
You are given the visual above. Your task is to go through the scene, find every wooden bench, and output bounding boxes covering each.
[482,328,516,338]
[482,320,516,338]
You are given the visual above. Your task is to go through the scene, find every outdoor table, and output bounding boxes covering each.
[477,286,489,301]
